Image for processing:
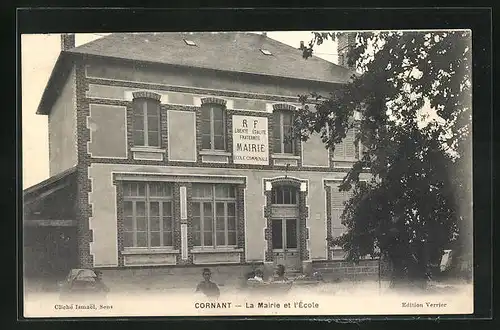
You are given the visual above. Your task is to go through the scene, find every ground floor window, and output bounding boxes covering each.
[122,182,174,248]
[191,183,237,247]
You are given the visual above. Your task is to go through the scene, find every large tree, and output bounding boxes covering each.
[296,31,472,289]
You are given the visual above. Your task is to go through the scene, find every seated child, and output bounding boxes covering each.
[93,270,110,293]
[272,264,288,282]
[247,269,264,283]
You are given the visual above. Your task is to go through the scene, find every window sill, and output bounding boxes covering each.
[271,154,300,160]
[131,147,166,153]
[331,158,359,162]
[122,248,180,255]
[191,247,243,254]
[131,147,166,161]
[199,150,231,156]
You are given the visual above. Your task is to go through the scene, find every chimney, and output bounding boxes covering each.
[337,32,356,68]
[299,41,305,50]
[61,33,75,51]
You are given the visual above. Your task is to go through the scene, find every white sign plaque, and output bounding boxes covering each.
[232,115,269,165]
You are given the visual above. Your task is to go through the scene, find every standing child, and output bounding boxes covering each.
[195,268,220,298]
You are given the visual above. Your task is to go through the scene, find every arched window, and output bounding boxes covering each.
[273,110,296,154]
[132,92,161,147]
[271,184,298,205]
[201,103,226,151]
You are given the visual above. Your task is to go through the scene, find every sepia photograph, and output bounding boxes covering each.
[21,29,474,318]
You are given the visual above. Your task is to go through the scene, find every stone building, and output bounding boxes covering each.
[24,32,377,283]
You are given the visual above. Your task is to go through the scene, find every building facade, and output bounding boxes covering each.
[24,32,375,279]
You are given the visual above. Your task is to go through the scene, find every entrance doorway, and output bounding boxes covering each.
[271,218,300,271]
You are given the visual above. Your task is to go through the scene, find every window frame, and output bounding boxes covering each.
[122,182,174,250]
[191,184,237,248]
[273,110,296,155]
[200,104,226,151]
[271,184,299,205]
[132,98,161,148]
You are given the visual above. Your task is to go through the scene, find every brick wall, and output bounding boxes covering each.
[298,190,309,261]
[337,33,356,68]
[75,62,94,268]
[114,178,125,266]
[312,259,388,281]
[184,183,195,265]
[324,185,333,260]
[236,184,246,261]
[172,182,182,260]
[263,190,273,262]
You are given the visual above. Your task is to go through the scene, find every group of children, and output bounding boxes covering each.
[245,264,288,283]
[195,264,289,298]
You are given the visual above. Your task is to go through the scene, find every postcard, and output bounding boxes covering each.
[21,30,473,318]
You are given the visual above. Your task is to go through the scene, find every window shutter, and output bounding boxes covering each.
[330,186,345,208]
[333,141,345,159]
[344,128,356,159]
[331,209,344,231]
[330,184,354,233]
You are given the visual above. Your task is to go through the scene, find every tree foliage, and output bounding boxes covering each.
[297,31,472,287]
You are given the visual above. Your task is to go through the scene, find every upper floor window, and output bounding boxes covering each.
[273,111,296,154]
[201,104,226,151]
[192,183,237,247]
[122,182,173,248]
[271,185,298,205]
[132,93,161,148]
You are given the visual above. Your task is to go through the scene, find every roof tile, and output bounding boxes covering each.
[67,32,352,84]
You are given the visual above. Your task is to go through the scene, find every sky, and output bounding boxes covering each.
[21,32,339,189]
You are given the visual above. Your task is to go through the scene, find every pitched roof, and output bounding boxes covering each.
[67,32,352,84]
[37,32,353,115]
[23,166,77,199]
